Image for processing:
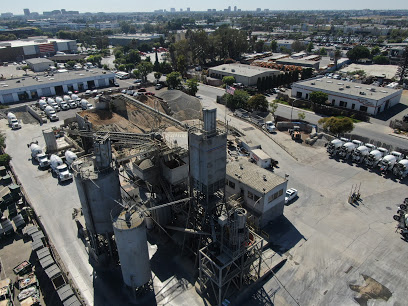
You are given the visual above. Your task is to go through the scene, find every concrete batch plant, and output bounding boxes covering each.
[63,96,278,305]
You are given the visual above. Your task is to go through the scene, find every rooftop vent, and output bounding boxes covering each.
[337,83,344,85]
[346,85,350,88]
[311,82,315,85]
[231,69,235,72]
[339,87,344,90]
[327,80,333,83]
[380,90,388,93]
[355,86,361,88]
[359,91,366,95]
[239,163,243,170]
[222,67,226,70]
[263,175,267,181]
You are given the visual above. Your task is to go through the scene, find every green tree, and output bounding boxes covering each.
[270,40,278,52]
[224,90,250,110]
[88,54,102,66]
[310,91,328,105]
[306,42,314,53]
[371,46,381,56]
[346,45,371,62]
[373,55,390,64]
[154,72,162,82]
[177,55,187,76]
[222,76,236,86]
[298,112,306,121]
[137,61,153,82]
[334,49,342,70]
[301,68,313,80]
[248,94,268,111]
[186,79,199,96]
[291,40,306,53]
[118,64,126,72]
[0,154,11,167]
[269,100,278,120]
[167,72,182,89]
[66,61,76,68]
[319,48,327,55]
[103,64,109,70]
[318,117,354,135]
[132,69,141,79]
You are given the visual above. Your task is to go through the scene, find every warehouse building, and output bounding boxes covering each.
[0,69,115,104]
[0,37,77,63]
[292,77,403,115]
[225,160,287,228]
[208,64,280,87]
[26,58,54,72]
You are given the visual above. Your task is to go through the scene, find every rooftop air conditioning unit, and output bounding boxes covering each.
[346,85,350,88]
[311,82,315,85]
[339,87,344,90]
[359,91,366,95]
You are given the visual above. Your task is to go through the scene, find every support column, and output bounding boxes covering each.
[50,87,56,95]
[12,93,19,102]
[73,83,79,91]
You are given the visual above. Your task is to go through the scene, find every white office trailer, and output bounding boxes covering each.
[291,77,403,115]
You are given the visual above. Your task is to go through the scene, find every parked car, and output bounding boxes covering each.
[113,82,120,87]
[263,121,276,133]
[138,88,146,92]
[285,188,298,204]
[145,92,155,96]
[155,84,163,90]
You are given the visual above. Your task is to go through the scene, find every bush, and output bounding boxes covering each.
[0,154,11,167]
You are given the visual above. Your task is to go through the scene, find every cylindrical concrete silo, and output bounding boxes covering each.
[112,206,151,288]
[72,157,121,234]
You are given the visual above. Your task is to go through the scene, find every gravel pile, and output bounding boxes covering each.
[157,90,202,121]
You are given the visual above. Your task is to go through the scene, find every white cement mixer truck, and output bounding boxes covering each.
[50,154,72,182]
[56,96,69,110]
[379,152,405,173]
[338,140,363,160]
[326,137,349,156]
[7,112,21,129]
[351,144,373,164]
[44,106,59,121]
[29,143,49,168]
[64,150,78,166]
[365,147,389,168]
[393,159,408,179]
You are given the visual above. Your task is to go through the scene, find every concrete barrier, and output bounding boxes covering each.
[26,105,47,124]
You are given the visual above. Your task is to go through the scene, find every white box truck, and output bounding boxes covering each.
[250,149,272,168]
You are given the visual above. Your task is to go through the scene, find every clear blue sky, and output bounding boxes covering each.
[2,1,408,14]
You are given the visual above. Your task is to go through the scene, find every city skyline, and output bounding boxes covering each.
[1,0,408,15]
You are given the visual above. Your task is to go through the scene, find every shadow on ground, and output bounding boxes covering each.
[374,103,408,122]
[262,216,304,255]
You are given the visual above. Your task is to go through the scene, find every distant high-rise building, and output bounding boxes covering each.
[187,7,190,12]
[264,9,270,12]
[170,8,176,12]
[212,9,216,12]
[23,8,30,16]
[256,8,261,12]
[208,9,212,12]
[234,6,237,12]
[180,8,183,11]
[228,6,231,12]
[61,9,66,14]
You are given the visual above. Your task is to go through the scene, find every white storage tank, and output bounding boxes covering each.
[112,207,151,288]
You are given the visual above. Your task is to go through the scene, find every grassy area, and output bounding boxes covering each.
[335,115,362,123]
[273,99,313,112]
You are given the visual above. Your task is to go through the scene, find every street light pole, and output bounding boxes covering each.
[290,99,295,121]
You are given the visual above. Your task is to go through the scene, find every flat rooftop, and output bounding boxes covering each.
[293,77,402,100]
[0,37,74,49]
[226,159,286,193]
[339,63,399,79]
[0,69,114,91]
[209,64,279,77]
[276,58,319,66]
[26,58,54,65]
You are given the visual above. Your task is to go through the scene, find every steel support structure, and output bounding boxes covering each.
[198,230,263,306]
